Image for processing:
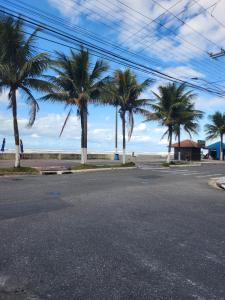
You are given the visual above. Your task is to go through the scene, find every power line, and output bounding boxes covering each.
[112,0,186,51]
[193,0,225,34]
[1,7,225,96]
[132,0,225,74]
[114,0,210,55]
[79,0,225,76]
[136,0,219,54]
[19,0,224,77]
[1,1,225,94]
[15,0,221,83]
[2,0,166,69]
[150,0,222,51]
[57,0,225,77]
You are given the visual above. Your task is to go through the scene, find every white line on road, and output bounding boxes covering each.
[158,170,190,173]
[196,174,223,178]
[140,167,168,170]
[182,172,203,176]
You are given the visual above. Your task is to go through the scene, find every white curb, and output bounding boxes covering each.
[40,167,137,175]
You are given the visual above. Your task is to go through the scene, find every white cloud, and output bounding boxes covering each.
[154,127,165,133]
[90,128,113,142]
[0,112,80,140]
[131,135,152,143]
[158,138,168,145]
[30,133,40,139]
[0,90,8,104]
[0,90,24,109]
[0,111,170,152]
[195,96,225,110]
[134,123,147,132]
[164,66,204,81]
[48,0,81,23]
[48,0,225,68]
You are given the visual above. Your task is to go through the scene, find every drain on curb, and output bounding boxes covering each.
[41,170,72,175]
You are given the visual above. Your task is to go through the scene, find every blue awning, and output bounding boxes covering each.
[207,141,225,160]
[207,142,225,150]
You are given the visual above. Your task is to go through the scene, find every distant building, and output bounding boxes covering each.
[171,139,201,161]
[207,142,225,160]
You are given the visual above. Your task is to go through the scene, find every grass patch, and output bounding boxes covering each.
[162,162,170,167]
[71,162,135,170]
[0,167,39,175]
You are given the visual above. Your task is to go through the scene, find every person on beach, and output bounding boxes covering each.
[1,138,6,153]
[20,139,24,158]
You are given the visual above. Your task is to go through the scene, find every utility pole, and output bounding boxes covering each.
[114,106,119,160]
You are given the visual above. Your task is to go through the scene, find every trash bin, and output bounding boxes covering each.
[114,153,120,160]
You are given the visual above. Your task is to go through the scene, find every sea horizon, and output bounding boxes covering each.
[3,148,170,155]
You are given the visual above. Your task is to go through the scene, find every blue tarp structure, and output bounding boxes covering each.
[207,141,225,160]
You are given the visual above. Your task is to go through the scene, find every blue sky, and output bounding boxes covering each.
[1,0,225,153]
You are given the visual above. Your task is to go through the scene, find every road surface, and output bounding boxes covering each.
[0,164,225,299]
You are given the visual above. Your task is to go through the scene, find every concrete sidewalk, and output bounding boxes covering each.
[0,159,125,170]
[0,156,166,170]
[201,160,225,165]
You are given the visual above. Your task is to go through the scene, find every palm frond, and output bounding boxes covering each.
[23,78,54,93]
[90,60,108,84]
[19,52,50,80]
[127,111,134,141]
[41,91,70,103]
[205,111,225,140]
[20,85,39,127]
[59,109,72,137]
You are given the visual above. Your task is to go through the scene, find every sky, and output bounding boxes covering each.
[0,0,225,153]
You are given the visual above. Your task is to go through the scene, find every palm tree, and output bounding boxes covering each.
[0,16,51,167]
[103,69,153,164]
[43,48,108,164]
[145,83,202,163]
[205,112,225,161]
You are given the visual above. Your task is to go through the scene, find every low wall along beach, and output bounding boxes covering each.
[0,152,167,161]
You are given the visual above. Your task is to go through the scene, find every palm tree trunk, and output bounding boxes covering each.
[122,112,126,165]
[178,126,181,161]
[220,133,224,161]
[81,104,88,164]
[167,127,172,163]
[11,88,20,168]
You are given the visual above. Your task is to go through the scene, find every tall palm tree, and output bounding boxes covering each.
[205,112,225,161]
[103,69,153,164]
[145,83,201,163]
[0,16,51,167]
[43,48,108,164]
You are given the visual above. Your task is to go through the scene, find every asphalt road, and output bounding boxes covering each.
[0,164,225,299]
